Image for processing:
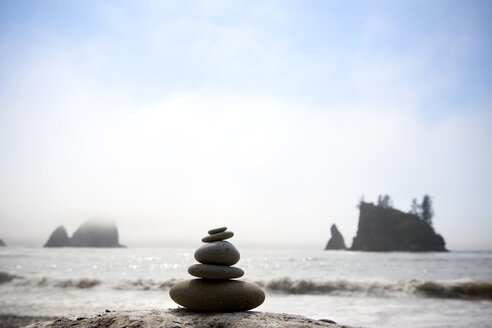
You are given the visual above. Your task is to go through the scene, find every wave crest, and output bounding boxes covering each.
[416,281,492,300]
[114,278,177,291]
[256,277,492,300]
[0,272,20,284]
[1,272,491,300]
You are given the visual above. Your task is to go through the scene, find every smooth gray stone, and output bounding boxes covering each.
[169,279,265,311]
[188,264,244,279]
[194,241,240,266]
[202,231,234,242]
[208,227,227,234]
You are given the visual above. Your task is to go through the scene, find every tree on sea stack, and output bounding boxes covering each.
[409,198,420,215]
[377,194,393,208]
[356,194,365,209]
[421,194,434,227]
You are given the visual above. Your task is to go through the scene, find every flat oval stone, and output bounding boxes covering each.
[208,227,227,234]
[188,264,244,279]
[194,241,240,266]
[202,231,234,242]
[169,279,265,311]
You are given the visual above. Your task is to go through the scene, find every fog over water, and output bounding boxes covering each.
[0,1,492,250]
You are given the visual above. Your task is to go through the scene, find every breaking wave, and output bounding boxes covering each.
[0,272,177,291]
[0,272,102,289]
[415,280,492,300]
[0,272,20,283]
[257,277,492,300]
[1,272,491,300]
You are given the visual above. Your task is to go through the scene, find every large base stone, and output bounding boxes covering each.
[169,279,265,311]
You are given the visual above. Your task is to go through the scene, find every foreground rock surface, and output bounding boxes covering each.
[24,309,354,328]
[0,314,59,328]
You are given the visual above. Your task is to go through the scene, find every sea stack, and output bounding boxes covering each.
[324,224,347,250]
[44,220,124,248]
[351,202,447,252]
[170,227,265,311]
[44,226,71,247]
[71,219,123,247]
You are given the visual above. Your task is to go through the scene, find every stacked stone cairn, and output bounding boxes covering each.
[169,227,265,311]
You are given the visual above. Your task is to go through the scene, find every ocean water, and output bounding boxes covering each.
[1,247,491,328]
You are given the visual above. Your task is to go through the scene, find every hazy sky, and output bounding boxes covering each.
[1,0,491,249]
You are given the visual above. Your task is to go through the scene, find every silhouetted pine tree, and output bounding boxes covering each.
[421,195,434,227]
[409,198,420,215]
[377,194,393,208]
[357,194,365,209]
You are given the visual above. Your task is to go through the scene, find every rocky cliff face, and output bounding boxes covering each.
[0,239,5,247]
[44,220,124,248]
[324,224,346,250]
[351,202,447,252]
[44,226,70,247]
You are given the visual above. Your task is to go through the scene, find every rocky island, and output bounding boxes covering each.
[44,219,124,248]
[0,238,5,246]
[351,202,447,252]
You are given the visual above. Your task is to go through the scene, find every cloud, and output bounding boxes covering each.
[1,76,490,248]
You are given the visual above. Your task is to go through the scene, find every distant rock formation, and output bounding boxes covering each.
[44,220,124,248]
[351,202,447,252]
[0,239,5,247]
[44,226,71,247]
[71,219,123,247]
[324,224,346,250]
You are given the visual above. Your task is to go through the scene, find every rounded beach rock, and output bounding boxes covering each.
[188,263,244,279]
[169,279,265,311]
[208,227,227,234]
[202,231,234,243]
[194,241,240,266]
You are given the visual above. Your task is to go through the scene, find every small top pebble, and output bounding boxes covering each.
[208,227,227,235]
